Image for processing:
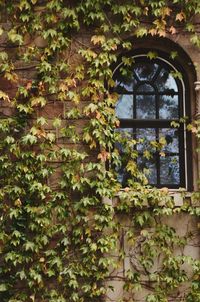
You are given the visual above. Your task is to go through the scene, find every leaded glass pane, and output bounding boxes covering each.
[137,84,155,93]
[159,128,179,153]
[136,95,156,119]
[138,157,157,184]
[159,95,179,119]
[116,77,137,92]
[133,63,159,81]
[116,95,133,119]
[136,128,156,151]
[160,156,180,184]
[156,69,178,92]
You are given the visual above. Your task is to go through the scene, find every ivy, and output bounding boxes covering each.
[0,0,199,302]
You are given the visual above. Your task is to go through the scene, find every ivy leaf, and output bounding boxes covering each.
[170,70,182,80]
[190,34,200,47]
[0,284,8,292]
[24,241,35,251]
[91,35,106,45]
[8,29,23,45]
[53,118,61,128]
[147,51,158,60]
[0,90,10,102]
[31,96,47,107]
[22,134,37,145]
[46,132,56,142]
[176,11,186,22]
[18,270,26,280]
[37,117,47,126]
[0,51,8,61]
[170,51,178,59]
[169,26,176,35]
[135,27,148,37]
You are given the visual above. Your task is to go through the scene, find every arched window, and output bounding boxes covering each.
[114,53,192,189]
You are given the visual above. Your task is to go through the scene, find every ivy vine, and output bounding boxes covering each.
[0,1,200,302]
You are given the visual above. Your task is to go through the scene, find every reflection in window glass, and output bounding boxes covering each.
[138,157,157,184]
[159,95,179,119]
[116,77,137,92]
[134,63,159,81]
[156,69,178,92]
[116,95,133,119]
[160,156,180,184]
[159,128,179,153]
[136,128,156,151]
[137,84,154,93]
[136,95,156,119]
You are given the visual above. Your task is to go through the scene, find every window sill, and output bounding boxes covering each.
[103,189,199,207]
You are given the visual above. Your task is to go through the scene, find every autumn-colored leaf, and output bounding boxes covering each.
[158,29,166,37]
[115,120,120,127]
[176,11,186,22]
[149,28,157,36]
[160,187,169,194]
[96,111,101,120]
[98,150,110,162]
[14,198,22,207]
[59,82,68,92]
[26,81,32,90]
[159,151,166,157]
[169,26,176,34]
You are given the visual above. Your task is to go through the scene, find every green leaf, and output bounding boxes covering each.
[31,96,47,107]
[8,29,23,45]
[53,118,61,128]
[24,241,35,251]
[0,284,8,292]
[147,51,158,60]
[135,27,148,37]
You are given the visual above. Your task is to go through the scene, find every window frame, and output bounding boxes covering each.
[113,51,193,191]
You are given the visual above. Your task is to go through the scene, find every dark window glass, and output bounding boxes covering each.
[115,56,185,188]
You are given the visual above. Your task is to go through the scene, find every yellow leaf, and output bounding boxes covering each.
[0,90,10,102]
[31,96,46,107]
[91,35,106,45]
[160,187,169,194]
[161,7,172,17]
[14,199,22,207]
[158,29,166,37]
[87,49,97,59]
[97,150,110,162]
[159,151,166,157]
[59,82,68,92]
[149,28,157,36]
